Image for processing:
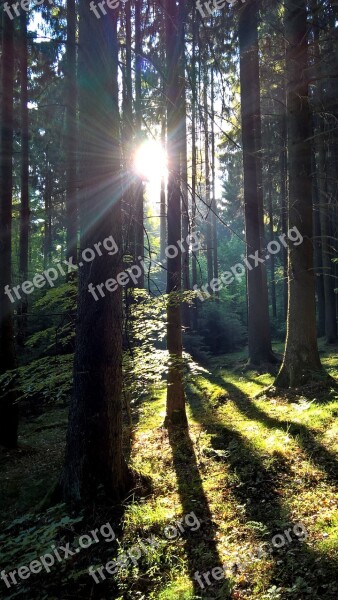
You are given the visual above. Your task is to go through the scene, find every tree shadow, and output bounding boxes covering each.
[211,373,338,487]
[167,424,230,598]
[186,377,338,599]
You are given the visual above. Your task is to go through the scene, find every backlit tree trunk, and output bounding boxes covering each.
[164,0,187,427]
[61,1,131,502]
[134,0,144,287]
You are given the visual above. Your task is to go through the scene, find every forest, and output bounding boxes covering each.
[0,0,337,598]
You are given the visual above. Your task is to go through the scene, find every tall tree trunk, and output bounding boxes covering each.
[313,1,337,343]
[0,12,18,448]
[312,151,326,337]
[134,0,144,287]
[61,2,131,503]
[267,170,277,319]
[18,12,30,345]
[275,0,324,387]
[65,0,78,266]
[211,67,219,301]
[164,0,187,427]
[178,0,190,329]
[203,66,213,288]
[43,156,52,269]
[239,0,275,367]
[160,112,167,258]
[122,0,134,270]
[320,183,338,342]
[191,7,198,330]
[280,107,288,321]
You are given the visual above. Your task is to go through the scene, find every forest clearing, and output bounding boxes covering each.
[0,0,337,598]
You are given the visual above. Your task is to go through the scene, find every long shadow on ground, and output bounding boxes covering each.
[167,425,230,598]
[214,373,338,487]
[186,374,338,600]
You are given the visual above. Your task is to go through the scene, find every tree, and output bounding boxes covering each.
[18,12,30,345]
[178,0,190,328]
[0,11,18,448]
[203,62,214,289]
[275,0,324,387]
[61,1,131,502]
[134,0,144,287]
[239,0,276,367]
[164,0,187,427]
[65,0,78,266]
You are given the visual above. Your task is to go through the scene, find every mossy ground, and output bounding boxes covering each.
[0,341,337,599]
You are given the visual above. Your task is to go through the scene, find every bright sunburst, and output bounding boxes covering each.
[134,140,167,182]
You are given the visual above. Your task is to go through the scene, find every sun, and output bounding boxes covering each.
[134,140,167,182]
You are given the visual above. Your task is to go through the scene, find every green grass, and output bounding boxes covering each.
[0,342,337,599]
[123,342,338,599]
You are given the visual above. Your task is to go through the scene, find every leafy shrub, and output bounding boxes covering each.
[0,354,73,414]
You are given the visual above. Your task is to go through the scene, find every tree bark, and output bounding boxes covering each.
[43,154,52,269]
[164,0,187,427]
[275,0,324,387]
[18,12,30,345]
[211,67,219,301]
[191,7,198,331]
[268,178,277,319]
[61,1,131,503]
[134,0,144,287]
[280,107,288,321]
[178,0,190,329]
[65,0,78,266]
[239,0,275,367]
[312,151,326,337]
[0,12,18,448]
[203,66,213,289]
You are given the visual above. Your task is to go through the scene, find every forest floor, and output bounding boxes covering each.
[0,341,337,600]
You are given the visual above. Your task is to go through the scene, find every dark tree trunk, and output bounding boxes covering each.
[191,7,198,331]
[211,68,219,301]
[268,172,277,319]
[320,188,338,343]
[122,0,135,271]
[178,0,190,329]
[43,157,52,269]
[134,0,144,287]
[18,12,30,345]
[203,66,213,289]
[160,113,167,270]
[312,152,326,337]
[275,0,324,387]
[164,0,187,427]
[280,109,288,321]
[239,0,275,366]
[0,13,18,448]
[65,0,78,266]
[61,2,131,503]
[312,3,337,343]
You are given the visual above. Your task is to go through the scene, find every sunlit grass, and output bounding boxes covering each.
[121,343,338,598]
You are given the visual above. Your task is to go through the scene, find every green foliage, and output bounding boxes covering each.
[0,354,73,409]
[24,282,77,359]
[124,290,168,404]
[0,505,83,600]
